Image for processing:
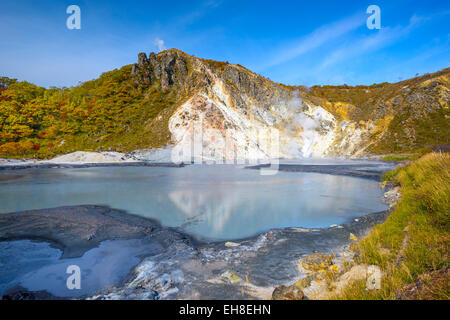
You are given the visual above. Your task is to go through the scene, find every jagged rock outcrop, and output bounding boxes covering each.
[132,50,189,90]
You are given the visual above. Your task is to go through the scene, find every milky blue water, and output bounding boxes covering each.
[0,164,388,240]
[0,239,157,297]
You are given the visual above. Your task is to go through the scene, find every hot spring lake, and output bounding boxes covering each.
[0,163,389,241]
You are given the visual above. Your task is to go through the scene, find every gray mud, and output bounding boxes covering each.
[247,163,395,180]
[0,162,184,171]
[0,204,390,300]
[0,205,195,259]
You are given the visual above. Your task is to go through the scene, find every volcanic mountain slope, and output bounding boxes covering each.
[0,49,448,160]
[130,49,450,159]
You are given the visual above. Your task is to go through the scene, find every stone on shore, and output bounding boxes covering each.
[272,284,305,300]
[221,270,242,284]
[300,253,334,272]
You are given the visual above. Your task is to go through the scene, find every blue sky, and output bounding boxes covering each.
[0,0,449,87]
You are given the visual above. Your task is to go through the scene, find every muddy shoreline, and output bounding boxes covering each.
[0,203,391,300]
[0,161,397,183]
[0,205,199,259]
[0,162,185,171]
[247,163,397,180]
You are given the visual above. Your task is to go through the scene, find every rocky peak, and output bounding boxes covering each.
[131,49,293,104]
[132,49,189,90]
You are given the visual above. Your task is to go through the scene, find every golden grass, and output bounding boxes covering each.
[335,152,449,299]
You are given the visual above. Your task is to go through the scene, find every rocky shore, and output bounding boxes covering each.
[271,183,401,300]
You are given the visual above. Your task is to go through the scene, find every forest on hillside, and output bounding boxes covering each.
[0,66,176,158]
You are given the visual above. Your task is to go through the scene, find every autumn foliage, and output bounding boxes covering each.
[0,65,176,158]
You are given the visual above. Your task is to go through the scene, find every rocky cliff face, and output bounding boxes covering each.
[131,49,449,160]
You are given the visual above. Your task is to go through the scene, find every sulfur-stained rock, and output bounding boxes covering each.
[225,241,240,247]
[301,253,334,272]
[294,275,315,289]
[221,270,242,284]
[272,284,305,300]
[349,233,358,241]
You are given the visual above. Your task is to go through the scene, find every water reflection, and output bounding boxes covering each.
[0,165,388,240]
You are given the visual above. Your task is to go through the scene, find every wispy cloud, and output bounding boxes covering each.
[172,0,224,27]
[319,15,428,70]
[205,0,223,8]
[258,13,365,71]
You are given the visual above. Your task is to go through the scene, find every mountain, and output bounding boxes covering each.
[0,49,448,160]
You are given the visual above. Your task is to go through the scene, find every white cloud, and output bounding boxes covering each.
[154,37,167,52]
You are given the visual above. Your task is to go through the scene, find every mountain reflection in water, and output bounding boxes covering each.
[0,164,388,240]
